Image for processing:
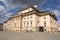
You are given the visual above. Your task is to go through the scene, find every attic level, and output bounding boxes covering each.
[18,6,39,14]
[11,5,57,21]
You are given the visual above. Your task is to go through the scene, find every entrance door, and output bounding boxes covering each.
[39,27,44,32]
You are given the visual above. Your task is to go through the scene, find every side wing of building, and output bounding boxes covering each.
[3,15,22,32]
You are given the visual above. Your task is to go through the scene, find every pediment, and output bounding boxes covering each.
[19,6,35,14]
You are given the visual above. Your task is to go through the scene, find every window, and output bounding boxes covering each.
[44,17,46,19]
[51,21,52,23]
[31,16,32,18]
[27,21,29,24]
[37,21,39,23]
[44,29,46,31]
[44,24,46,27]
[27,17,29,19]
[27,21,29,27]
[44,21,46,27]
[30,20,32,27]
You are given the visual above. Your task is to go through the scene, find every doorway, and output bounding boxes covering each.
[39,27,44,32]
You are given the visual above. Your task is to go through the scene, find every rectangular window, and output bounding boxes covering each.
[24,21,25,27]
[37,21,39,23]
[44,24,46,27]
[30,20,32,27]
[44,17,46,19]
[31,16,32,18]
[44,21,46,27]
[44,29,46,31]
[51,21,52,23]
[27,21,29,27]
[27,17,29,19]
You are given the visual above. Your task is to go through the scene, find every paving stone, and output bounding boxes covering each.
[0,32,60,40]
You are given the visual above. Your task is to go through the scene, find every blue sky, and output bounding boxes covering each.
[0,0,60,24]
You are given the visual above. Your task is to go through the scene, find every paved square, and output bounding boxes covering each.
[0,32,60,40]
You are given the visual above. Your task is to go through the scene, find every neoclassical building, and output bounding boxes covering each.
[3,6,58,32]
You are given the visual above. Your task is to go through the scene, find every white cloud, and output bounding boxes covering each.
[58,21,60,26]
[0,0,16,9]
[0,5,7,15]
[5,13,12,17]
[0,5,12,23]
[0,0,45,10]
[0,5,12,17]
[0,5,5,11]
[52,10,60,16]
[0,0,27,10]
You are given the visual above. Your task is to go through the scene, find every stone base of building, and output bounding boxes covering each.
[3,27,58,33]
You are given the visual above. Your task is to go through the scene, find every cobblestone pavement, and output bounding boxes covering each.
[0,32,60,40]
